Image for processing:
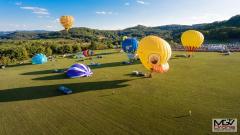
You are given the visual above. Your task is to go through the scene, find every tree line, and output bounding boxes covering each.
[0,39,115,65]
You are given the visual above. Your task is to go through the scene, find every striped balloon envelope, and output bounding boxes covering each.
[66,64,93,78]
[82,50,94,57]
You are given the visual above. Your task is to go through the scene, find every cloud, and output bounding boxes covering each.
[96,11,115,15]
[125,2,130,6]
[8,24,27,28]
[54,18,60,23]
[37,15,50,18]
[33,11,49,15]
[20,6,50,15]
[46,25,53,28]
[16,2,51,18]
[136,0,149,5]
[15,2,22,6]
[190,14,228,23]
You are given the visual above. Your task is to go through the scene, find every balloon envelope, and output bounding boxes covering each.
[66,64,92,78]
[32,53,48,65]
[181,30,204,52]
[122,36,128,41]
[122,38,138,53]
[137,36,172,73]
[88,50,95,56]
[82,50,94,57]
[60,16,74,31]
[83,50,89,57]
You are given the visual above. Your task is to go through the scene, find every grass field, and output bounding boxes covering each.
[0,50,240,135]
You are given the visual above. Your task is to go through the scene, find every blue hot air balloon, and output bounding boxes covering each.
[32,53,48,65]
[122,38,138,53]
[66,63,93,78]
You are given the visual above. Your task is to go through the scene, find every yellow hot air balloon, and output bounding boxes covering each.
[122,36,128,41]
[181,30,204,56]
[60,16,74,31]
[137,36,172,73]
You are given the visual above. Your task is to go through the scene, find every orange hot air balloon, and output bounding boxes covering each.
[60,16,74,31]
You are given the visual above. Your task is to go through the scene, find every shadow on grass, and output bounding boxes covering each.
[174,115,190,118]
[21,69,54,75]
[21,69,66,75]
[89,61,141,69]
[0,79,130,102]
[95,51,119,56]
[174,54,187,58]
[124,73,146,79]
[170,57,179,60]
[32,73,66,80]
[7,63,32,68]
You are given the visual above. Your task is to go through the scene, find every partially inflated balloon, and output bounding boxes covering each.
[60,16,74,31]
[32,53,48,65]
[82,50,87,57]
[82,50,94,57]
[137,36,172,73]
[88,50,95,56]
[181,30,204,53]
[66,63,92,78]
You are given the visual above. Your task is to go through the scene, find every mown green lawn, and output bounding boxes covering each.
[0,50,240,135]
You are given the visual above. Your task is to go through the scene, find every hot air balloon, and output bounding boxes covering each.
[122,36,128,41]
[122,38,138,62]
[32,53,48,65]
[137,36,172,73]
[82,50,94,57]
[66,64,93,78]
[181,30,204,57]
[122,38,138,53]
[82,50,88,57]
[88,50,95,56]
[60,16,74,31]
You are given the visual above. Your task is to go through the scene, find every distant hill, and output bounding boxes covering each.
[0,32,13,36]
[1,15,240,43]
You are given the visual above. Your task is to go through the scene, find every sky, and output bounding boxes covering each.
[0,0,239,31]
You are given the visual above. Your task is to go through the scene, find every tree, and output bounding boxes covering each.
[0,56,11,65]
[63,45,73,53]
[45,47,53,56]
[89,41,97,50]
[72,44,82,53]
